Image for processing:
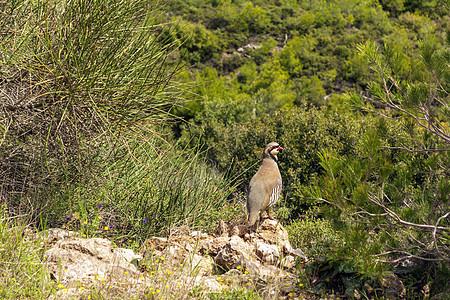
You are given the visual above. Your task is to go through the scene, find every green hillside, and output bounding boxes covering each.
[0,0,448,298]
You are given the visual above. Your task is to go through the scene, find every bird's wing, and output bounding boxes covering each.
[267,177,282,208]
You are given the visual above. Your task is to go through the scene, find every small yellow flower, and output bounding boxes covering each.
[156,289,160,293]
[246,283,250,286]
[167,270,171,275]
[180,263,183,267]
[160,256,165,260]
[286,283,290,286]
[104,226,109,231]
[83,221,87,225]
[289,293,293,297]
[237,266,241,269]
[150,287,153,291]
[165,285,169,288]
[62,289,67,293]
[79,287,85,291]
[139,276,144,280]
[64,269,68,272]
[244,271,249,274]
[299,283,304,287]
[125,271,129,275]
[57,284,64,289]
[101,278,105,282]
[98,216,102,220]
[88,297,91,300]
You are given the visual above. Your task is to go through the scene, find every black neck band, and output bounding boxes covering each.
[269,153,277,163]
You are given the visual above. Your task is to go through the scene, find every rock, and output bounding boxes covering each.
[44,238,139,285]
[215,235,251,271]
[190,231,207,238]
[187,254,215,276]
[142,236,168,252]
[256,242,280,264]
[216,220,229,237]
[284,243,308,262]
[42,218,308,297]
[45,228,77,244]
[48,287,89,300]
[115,247,142,263]
[200,236,229,256]
[257,219,290,247]
[280,255,296,269]
[229,224,249,237]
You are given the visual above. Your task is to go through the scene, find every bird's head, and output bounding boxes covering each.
[264,142,283,159]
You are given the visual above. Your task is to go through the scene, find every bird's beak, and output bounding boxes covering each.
[278,146,284,151]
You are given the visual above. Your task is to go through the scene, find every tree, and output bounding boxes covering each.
[312,36,448,295]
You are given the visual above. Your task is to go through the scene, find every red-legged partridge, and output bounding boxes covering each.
[247,142,283,226]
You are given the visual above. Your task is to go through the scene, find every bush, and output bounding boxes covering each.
[180,105,369,219]
[0,0,182,222]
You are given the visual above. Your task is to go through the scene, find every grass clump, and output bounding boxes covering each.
[0,0,183,224]
[47,138,238,246]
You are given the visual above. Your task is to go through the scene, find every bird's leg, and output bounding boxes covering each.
[266,210,276,220]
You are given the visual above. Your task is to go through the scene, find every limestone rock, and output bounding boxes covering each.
[229,224,249,237]
[45,237,139,285]
[284,243,308,262]
[200,236,230,256]
[256,219,290,247]
[256,241,280,264]
[215,235,252,271]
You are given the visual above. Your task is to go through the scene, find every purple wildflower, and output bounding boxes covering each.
[152,213,156,218]
[143,218,148,224]
[97,204,102,209]
[66,215,71,220]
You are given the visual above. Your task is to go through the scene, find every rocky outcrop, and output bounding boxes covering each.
[142,219,307,279]
[45,238,141,285]
[43,219,307,299]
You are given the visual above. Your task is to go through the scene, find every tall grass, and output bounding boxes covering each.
[0,0,185,222]
[60,138,238,245]
[0,205,54,299]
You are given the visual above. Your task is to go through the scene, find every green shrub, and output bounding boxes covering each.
[0,0,182,222]
[180,105,369,219]
[286,210,344,261]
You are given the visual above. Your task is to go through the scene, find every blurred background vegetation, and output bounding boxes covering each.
[0,0,448,298]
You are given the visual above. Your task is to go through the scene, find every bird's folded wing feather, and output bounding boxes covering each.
[268,177,282,208]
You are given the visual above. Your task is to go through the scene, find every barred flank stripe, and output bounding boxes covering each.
[268,180,282,208]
